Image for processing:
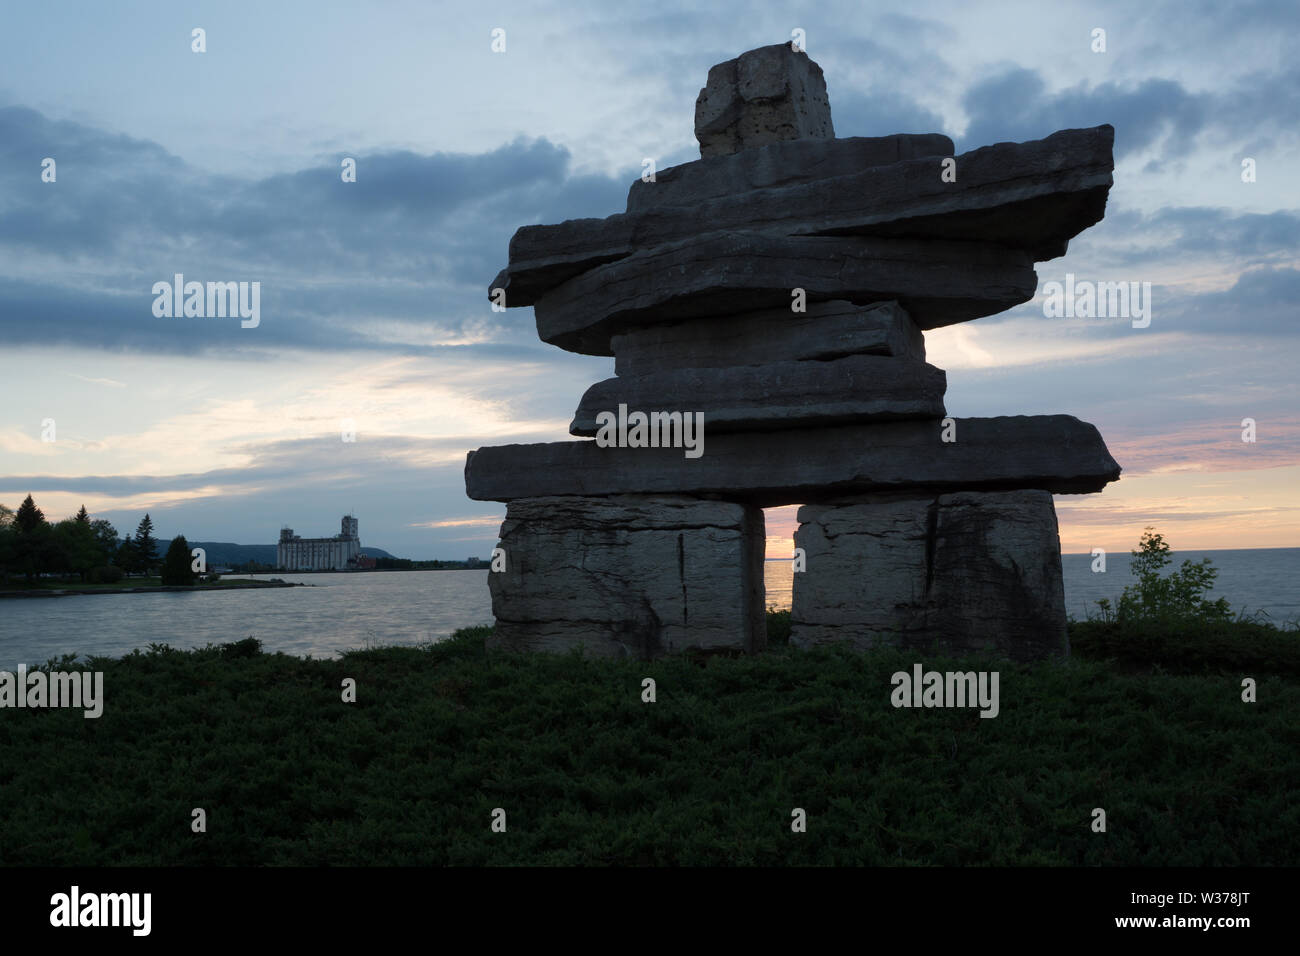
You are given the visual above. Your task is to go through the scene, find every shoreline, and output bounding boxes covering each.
[0,580,303,599]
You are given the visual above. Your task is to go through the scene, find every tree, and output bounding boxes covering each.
[13,495,52,583]
[1110,527,1233,624]
[0,507,14,581]
[132,514,159,576]
[116,537,138,576]
[161,535,197,586]
[15,495,46,534]
[55,518,100,582]
[74,504,90,524]
[90,519,119,566]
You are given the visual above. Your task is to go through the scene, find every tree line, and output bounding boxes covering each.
[0,494,203,586]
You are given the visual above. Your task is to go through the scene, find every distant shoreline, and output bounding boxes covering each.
[230,566,487,574]
[762,546,1300,560]
[0,579,302,599]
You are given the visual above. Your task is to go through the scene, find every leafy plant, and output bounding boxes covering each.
[1109,527,1232,624]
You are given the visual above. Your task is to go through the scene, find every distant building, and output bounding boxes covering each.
[277,515,361,570]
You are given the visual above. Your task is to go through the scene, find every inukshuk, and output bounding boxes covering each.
[466,43,1121,661]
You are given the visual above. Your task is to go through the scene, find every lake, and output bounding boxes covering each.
[1,548,1296,668]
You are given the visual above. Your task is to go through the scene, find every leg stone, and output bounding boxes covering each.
[791,490,1067,660]
[487,494,766,658]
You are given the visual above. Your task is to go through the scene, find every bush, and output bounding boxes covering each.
[1095,527,1232,625]
[766,607,792,646]
[220,637,262,659]
[1071,616,1300,675]
[1078,527,1297,674]
[160,535,197,586]
[89,565,124,584]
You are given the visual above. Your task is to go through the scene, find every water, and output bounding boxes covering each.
[1059,548,1299,625]
[0,570,495,669]
[769,549,1300,625]
[2,549,1296,667]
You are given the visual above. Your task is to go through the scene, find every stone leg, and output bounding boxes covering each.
[791,490,1067,660]
[487,494,766,658]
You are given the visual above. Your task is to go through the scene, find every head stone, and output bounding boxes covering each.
[694,43,835,158]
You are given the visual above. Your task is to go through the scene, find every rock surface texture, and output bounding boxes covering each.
[791,491,1068,660]
[465,42,1120,661]
[694,44,834,157]
[488,495,766,657]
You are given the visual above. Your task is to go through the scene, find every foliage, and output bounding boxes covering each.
[0,497,157,585]
[1,619,1296,866]
[90,519,119,565]
[131,514,159,575]
[161,534,198,586]
[220,636,263,658]
[1071,614,1299,675]
[1094,527,1233,625]
[231,559,276,573]
[14,494,46,533]
[766,607,792,646]
[89,565,125,584]
[53,517,101,581]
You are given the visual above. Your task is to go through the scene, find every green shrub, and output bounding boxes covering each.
[1101,527,1232,624]
[1,625,1296,866]
[766,607,792,646]
[160,535,197,586]
[1071,616,1300,675]
[220,636,263,658]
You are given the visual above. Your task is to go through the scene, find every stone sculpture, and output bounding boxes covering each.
[466,43,1121,661]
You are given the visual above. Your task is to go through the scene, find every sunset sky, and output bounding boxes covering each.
[1,0,1296,559]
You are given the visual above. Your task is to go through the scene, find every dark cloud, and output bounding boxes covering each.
[1088,207,1300,268]
[829,89,949,139]
[1163,266,1300,334]
[960,70,1207,158]
[0,106,631,354]
[958,63,1299,158]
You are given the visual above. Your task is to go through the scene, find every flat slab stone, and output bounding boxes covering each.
[612,300,925,376]
[490,125,1112,307]
[465,415,1122,506]
[790,490,1068,661]
[627,134,954,213]
[570,356,947,436]
[487,495,766,658]
[533,232,1037,356]
[695,44,834,157]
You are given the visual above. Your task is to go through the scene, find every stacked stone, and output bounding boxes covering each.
[466,44,1122,661]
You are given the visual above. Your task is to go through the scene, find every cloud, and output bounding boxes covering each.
[412,516,504,529]
[0,106,631,355]
[958,66,1300,160]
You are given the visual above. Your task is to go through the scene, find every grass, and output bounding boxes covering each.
[0,613,1296,866]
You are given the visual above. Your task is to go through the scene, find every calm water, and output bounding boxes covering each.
[0,570,495,669]
[2,549,1296,668]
